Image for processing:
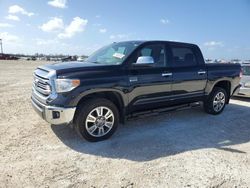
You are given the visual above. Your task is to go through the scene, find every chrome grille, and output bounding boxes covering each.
[33,73,51,97]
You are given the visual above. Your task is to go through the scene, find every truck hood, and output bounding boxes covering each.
[38,61,109,74]
[41,61,100,71]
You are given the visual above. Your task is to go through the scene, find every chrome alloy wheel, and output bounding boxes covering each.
[85,106,114,137]
[213,92,225,112]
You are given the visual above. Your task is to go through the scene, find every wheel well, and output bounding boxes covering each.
[76,91,125,123]
[213,81,231,103]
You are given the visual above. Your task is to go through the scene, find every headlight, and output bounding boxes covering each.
[245,82,250,88]
[55,79,80,93]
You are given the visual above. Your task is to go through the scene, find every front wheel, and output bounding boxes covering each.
[204,87,228,115]
[75,98,119,142]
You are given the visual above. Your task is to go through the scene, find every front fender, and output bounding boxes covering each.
[67,87,129,107]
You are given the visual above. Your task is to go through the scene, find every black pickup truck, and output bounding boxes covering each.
[31,41,241,141]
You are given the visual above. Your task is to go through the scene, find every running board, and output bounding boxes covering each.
[127,102,201,120]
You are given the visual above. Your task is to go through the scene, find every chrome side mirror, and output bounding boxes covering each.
[136,56,154,64]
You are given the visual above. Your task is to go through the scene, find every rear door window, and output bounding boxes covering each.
[171,47,197,67]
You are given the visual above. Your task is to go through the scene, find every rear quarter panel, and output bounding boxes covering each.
[205,63,241,95]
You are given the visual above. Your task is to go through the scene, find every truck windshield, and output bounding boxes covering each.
[242,66,250,76]
[86,41,141,65]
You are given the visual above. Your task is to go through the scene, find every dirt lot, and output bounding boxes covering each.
[0,60,250,188]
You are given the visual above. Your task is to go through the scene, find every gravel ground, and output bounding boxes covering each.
[0,60,250,188]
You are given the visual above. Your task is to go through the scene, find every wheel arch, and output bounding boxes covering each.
[210,80,231,103]
[74,89,127,123]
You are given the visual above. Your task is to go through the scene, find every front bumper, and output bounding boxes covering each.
[31,96,76,125]
[234,86,250,98]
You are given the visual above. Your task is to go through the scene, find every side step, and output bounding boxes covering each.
[127,102,202,120]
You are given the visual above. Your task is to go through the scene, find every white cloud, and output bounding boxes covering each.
[8,5,34,17]
[39,17,64,32]
[0,23,14,28]
[0,32,20,42]
[160,18,169,25]
[48,0,67,8]
[58,17,88,39]
[204,41,224,47]
[99,28,107,33]
[5,15,20,21]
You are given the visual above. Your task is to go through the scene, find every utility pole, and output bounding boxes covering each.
[0,39,3,54]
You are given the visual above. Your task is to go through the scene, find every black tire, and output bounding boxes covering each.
[74,98,119,142]
[204,87,228,115]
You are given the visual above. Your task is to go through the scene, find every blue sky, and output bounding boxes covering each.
[0,0,250,59]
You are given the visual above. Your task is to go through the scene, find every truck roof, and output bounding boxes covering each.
[114,40,197,47]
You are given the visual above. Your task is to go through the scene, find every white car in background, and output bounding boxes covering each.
[235,63,250,97]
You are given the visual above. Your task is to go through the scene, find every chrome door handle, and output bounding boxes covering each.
[129,77,138,82]
[162,73,172,77]
[198,71,206,75]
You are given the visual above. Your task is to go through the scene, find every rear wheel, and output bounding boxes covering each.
[75,98,119,142]
[204,87,228,115]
